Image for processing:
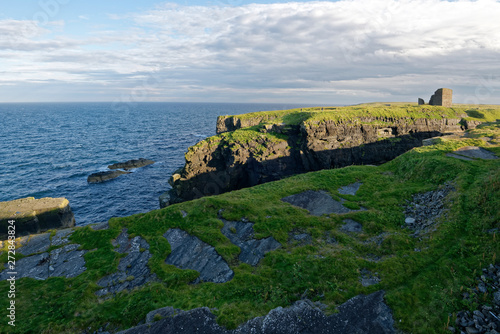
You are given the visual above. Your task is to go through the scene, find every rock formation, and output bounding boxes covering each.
[117,290,395,334]
[165,112,476,205]
[108,158,155,170]
[88,158,154,183]
[87,170,132,183]
[0,197,75,238]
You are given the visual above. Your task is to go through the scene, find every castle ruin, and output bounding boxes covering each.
[419,88,453,107]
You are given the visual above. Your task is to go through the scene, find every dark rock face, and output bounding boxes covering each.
[87,170,131,183]
[117,291,395,334]
[418,98,425,105]
[168,115,470,205]
[108,158,155,170]
[220,219,281,266]
[164,228,234,283]
[0,197,75,239]
[96,229,158,296]
[282,190,357,216]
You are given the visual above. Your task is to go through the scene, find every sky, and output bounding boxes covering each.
[0,0,499,104]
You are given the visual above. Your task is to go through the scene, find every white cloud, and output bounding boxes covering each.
[1,0,499,103]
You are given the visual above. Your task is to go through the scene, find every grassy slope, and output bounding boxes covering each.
[1,114,499,334]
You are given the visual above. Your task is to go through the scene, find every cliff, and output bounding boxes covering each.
[0,197,75,238]
[1,119,498,333]
[166,103,488,205]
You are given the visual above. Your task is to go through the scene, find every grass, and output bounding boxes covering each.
[0,116,499,334]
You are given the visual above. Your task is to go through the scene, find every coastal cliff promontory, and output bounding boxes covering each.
[165,103,486,206]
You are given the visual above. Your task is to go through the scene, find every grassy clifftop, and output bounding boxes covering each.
[1,118,499,333]
[216,103,500,133]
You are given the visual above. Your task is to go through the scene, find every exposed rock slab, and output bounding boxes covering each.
[288,232,313,246]
[0,197,75,239]
[87,170,131,183]
[338,182,362,196]
[448,146,498,160]
[360,269,381,287]
[282,190,354,216]
[117,291,394,334]
[220,219,281,266]
[164,228,234,283]
[96,229,157,296]
[108,158,155,170]
[0,243,86,280]
[340,219,363,233]
[17,233,51,255]
[51,228,74,246]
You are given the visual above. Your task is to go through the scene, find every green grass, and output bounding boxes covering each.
[1,119,499,334]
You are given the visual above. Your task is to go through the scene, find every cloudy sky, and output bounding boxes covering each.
[1,0,499,104]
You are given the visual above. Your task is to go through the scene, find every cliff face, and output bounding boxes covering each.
[166,108,480,205]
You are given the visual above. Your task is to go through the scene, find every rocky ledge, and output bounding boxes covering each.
[108,158,155,171]
[0,197,75,238]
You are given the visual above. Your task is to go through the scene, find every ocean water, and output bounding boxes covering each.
[0,102,312,226]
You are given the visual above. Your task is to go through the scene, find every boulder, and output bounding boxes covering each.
[0,197,75,239]
[108,158,155,170]
[87,170,131,183]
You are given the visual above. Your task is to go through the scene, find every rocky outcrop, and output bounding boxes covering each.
[87,170,131,183]
[0,197,75,239]
[108,158,155,170]
[0,232,87,281]
[88,158,154,183]
[167,113,478,205]
[96,229,158,296]
[220,219,281,266]
[117,290,395,334]
[282,190,361,216]
[164,228,234,283]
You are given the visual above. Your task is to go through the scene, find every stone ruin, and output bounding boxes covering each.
[418,88,452,107]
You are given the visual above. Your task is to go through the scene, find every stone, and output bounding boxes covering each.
[429,88,453,107]
[51,228,74,246]
[0,243,86,280]
[108,158,155,170]
[452,146,498,160]
[446,153,474,161]
[220,219,281,266]
[164,228,234,283]
[341,219,363,233]
[360,269,381,287]
[289,232,314,246]
[405,217,415,225]
[282,190,355,216]
[0,197,75,239]
[159,191,171,209]
[117,291,395,334]
[418,98,425,105]
[96,230,158,296]
[87,170,131,183]
[17,233,51,255]
[338,182,362,196]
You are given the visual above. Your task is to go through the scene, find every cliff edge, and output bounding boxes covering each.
[164,103,488,206]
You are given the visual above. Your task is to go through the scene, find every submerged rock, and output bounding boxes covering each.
[0,197,75,238]
[87,170,131,183]
[108,158,155,170]
[164,228,234,283]
[117,290,395,334]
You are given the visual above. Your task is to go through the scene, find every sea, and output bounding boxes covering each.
[0,102,315,226]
